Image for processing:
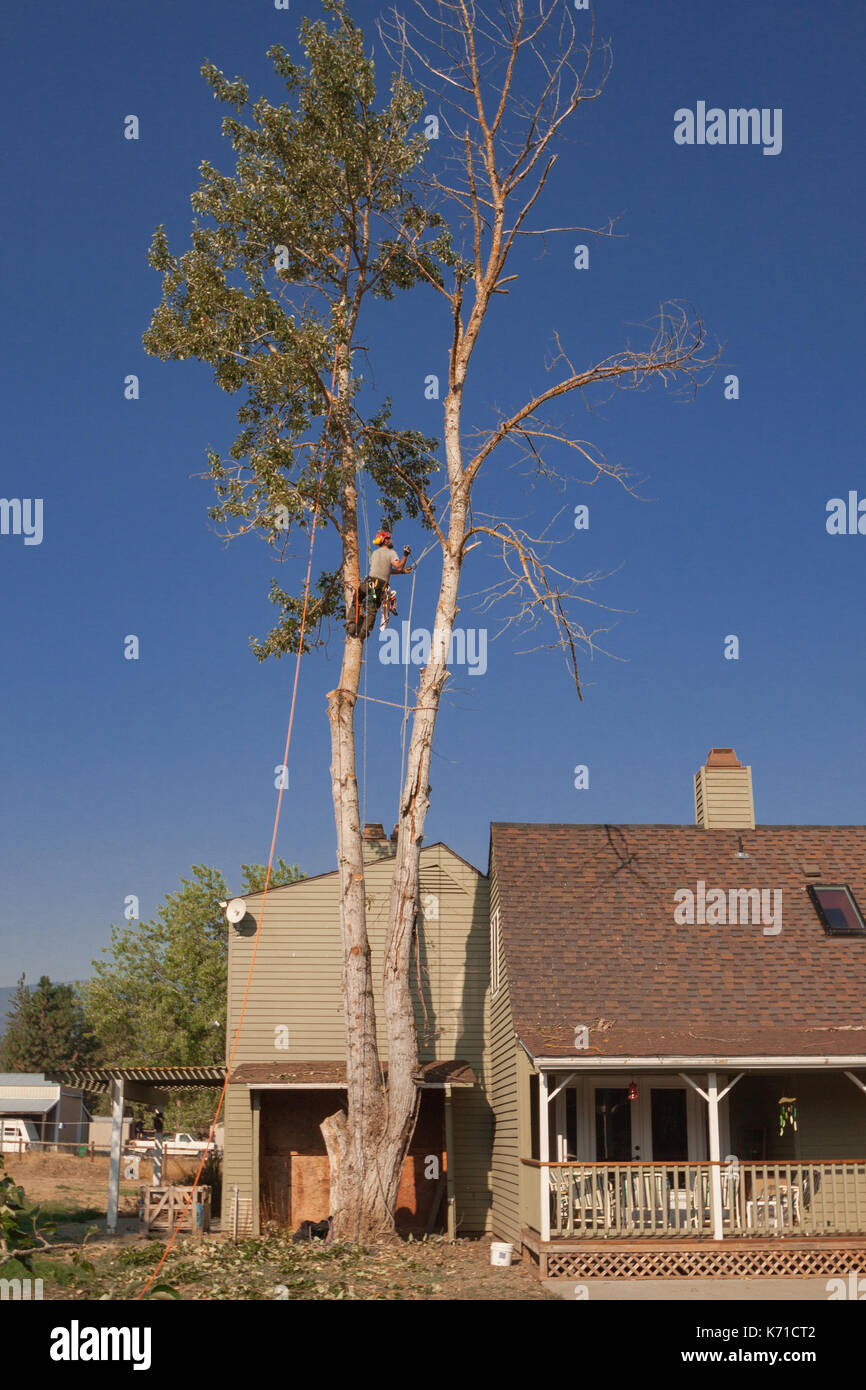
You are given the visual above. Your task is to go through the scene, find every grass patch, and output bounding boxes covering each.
[31,1200,105,1226]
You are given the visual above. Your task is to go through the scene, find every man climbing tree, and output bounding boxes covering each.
[144,0,717,1240]
[346,527,412,640]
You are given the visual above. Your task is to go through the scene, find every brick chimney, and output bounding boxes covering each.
[362,823,396,862]
[694,748,755,830]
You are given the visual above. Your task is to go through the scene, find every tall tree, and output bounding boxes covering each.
[143,0,453,1238]
[0,976,97,1074]
[144,0,716,1239]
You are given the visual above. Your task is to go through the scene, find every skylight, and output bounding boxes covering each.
[807,885,866,937]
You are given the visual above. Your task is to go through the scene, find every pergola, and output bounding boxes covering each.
[53,1067,225,1231]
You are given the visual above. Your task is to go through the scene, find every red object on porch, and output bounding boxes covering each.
[627,1082,639,1101]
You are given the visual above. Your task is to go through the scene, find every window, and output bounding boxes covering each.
[490,909,501,997]
[808,884,866,936]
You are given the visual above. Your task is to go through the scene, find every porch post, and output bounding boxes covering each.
[107,1078,124,1234]
[251,1090,261,1237]
[539,1069,550,1241]
[707,1071,723,1240]
[443,1084,457,1241]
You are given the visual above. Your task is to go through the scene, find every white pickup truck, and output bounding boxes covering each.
[127,1131,216,1158]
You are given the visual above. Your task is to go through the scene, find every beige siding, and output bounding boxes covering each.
[222,1084,255,1235]
[488,859,522,1245]
[225,844,492,1233]
[517,1049,540,1235]
[695,766,755,829]
[732,1073,866,1160]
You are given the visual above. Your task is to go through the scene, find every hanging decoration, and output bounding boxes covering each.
[627,1081,639,1101]
[778,1097,798,1135]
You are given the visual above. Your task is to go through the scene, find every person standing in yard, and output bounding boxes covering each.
[346,527,412,640]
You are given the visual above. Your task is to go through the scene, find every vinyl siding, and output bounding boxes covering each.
[488,857,522,1245]
[225,843,492,1233]
[222,1084,255,1235]
[731,1073,866,1160]
[695,766,755,829]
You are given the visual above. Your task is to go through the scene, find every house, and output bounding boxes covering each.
[221,748,866,1276]
[222,826,492,1236]
[0,1073,90,1147]
[488,750,866,1277]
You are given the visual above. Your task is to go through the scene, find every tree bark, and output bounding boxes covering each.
[323,345,395,1240]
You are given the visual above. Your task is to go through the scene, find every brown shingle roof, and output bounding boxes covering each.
[490,823,866,1060]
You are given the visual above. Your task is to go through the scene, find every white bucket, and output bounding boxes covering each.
[490,1241,514,1267]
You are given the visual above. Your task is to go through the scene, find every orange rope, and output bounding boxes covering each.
[138,357,339,1298]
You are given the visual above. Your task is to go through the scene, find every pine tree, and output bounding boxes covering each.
[0,976,97,1074]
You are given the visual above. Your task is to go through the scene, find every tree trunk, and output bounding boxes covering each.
[323,365,469,1239]
[323,348,396,1240]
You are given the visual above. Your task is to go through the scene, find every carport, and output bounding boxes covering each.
[54,1066,225,1231]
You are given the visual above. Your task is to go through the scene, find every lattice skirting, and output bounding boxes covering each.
[543,1245,866,1280]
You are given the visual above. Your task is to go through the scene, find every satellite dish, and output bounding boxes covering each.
[225,898,247,924]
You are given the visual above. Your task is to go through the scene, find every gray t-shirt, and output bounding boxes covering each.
[368,545,400,582]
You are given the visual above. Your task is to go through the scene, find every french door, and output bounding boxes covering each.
[591,1080,705,1162]
[547,1076,715,1163]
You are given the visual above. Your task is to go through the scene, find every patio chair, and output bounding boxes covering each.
[573,1169,610,1233]
[548,1170,572,1234]
[688,1168,711,1230]
[618,1170,666,1232]
[746,1180,801,1230]
[722,1168,743,1230]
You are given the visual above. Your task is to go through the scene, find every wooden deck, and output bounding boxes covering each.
[522,1227,866,1279]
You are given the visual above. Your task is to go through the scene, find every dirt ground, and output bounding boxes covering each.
[4,1151,551,1300]
[30,1228,552,1301]
[4,1150,199,1216]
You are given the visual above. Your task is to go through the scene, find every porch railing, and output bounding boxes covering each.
[522,1160,866,1238]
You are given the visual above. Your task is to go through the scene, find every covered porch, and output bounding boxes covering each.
[521,1056,866,1271]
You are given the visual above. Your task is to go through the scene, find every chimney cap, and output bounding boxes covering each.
[705,747,743,768]
[362,823,387,841]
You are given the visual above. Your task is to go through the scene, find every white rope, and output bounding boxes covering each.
[398,565,417,813]
[356,460,371,826]
[396,541,436,814]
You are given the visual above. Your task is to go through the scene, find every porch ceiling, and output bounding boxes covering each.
[530,1054,866,1071]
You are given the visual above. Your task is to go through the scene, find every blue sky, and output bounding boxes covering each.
[2,0,864,983]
